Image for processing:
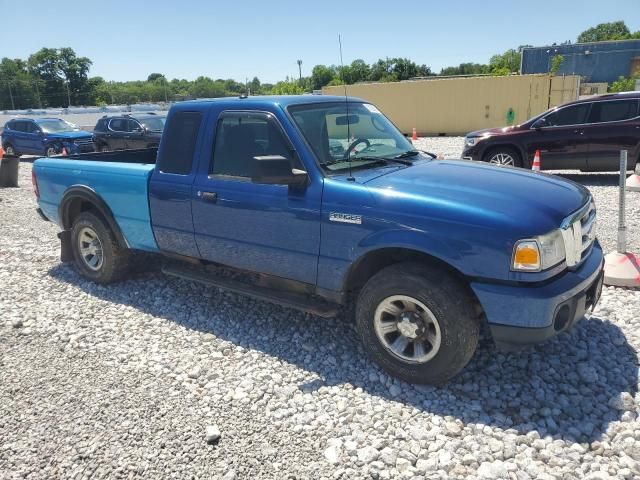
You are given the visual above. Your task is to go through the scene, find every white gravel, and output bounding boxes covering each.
[1,140,640,479]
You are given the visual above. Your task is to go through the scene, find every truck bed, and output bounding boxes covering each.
[66,148,158,164]
[33,155,158,252]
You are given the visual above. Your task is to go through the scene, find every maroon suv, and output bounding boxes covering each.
[462,92,640,171]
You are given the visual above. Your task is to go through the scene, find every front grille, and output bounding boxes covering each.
[561,200,596,268]
[74,138,95,152]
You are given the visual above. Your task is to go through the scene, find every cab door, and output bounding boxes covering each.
[191,110,322,284]
[528,102,592,170]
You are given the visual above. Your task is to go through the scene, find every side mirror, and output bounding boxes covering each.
[532,118,548,130]
[251,155,308,187]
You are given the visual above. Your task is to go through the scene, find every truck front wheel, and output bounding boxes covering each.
[356,263,479,385]
[71,211,130,284]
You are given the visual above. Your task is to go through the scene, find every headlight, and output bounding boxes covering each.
[465,137,477,147]
[512,229,566,272]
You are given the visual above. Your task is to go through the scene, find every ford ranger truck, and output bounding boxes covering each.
[32,96,604,385]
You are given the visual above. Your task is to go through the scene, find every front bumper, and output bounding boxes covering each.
[461,144,481,161]
[471,241,604,350]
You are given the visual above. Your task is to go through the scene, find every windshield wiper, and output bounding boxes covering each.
[323,156,413,168]
[353,156,414,166]
[394,149,437,159]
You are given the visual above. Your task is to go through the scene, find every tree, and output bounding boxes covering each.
[270,80,304,95]
[577,21,631,43]
[0,58,39,109]
[58,48,92,105]
[310,64,336,90]
[440,63,489,76]
[28,48,65,107]
[550,55,564,75]
[488,49,521,75]
[147,73,165,82]
[249,76,261,94]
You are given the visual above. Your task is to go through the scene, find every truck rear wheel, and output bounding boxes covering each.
[355,263,479,385]
[71,211,130,284]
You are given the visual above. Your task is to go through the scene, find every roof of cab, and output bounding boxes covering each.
[173,95,365,111]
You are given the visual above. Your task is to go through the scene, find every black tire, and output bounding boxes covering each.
[44,144,58,157]
[71,211,130,284]
[483,146,522,168]
[355,263,479,385]
[3,143,19,158]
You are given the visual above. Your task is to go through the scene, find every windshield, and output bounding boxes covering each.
[140,116,166,131]
[288,102,414,172]
[37,119,79,133]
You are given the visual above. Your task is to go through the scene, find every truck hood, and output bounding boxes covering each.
[44,131,93,140]
[363,159,590,236]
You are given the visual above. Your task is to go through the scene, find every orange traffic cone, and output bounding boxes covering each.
[0,145,4,158]
[531,150,541,171]
[411,127,417,141]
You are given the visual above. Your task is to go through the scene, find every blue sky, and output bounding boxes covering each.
[3,0,640,83]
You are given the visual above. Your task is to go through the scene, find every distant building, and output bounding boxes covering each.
[521,39,640,83]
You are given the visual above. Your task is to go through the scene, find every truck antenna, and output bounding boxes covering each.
[338,34,355,182]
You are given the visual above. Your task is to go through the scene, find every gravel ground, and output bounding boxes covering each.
[1,139,640,480]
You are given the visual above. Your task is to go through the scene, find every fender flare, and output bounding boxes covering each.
[341,229,466,291]
[58,185,129,248]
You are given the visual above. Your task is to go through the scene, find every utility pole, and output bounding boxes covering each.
[297,59,303,84]
[66,81,71,107]
[34,81,42,109]
[7,81,15,110]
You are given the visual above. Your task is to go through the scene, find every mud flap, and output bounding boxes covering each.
[57,230,73,262]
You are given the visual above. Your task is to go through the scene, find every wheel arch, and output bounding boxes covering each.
[343,246,474,299]
[59,186,129,249]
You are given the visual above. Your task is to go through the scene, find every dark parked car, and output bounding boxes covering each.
[2,118,94,157]
[92,113,166,151]
[462,92,640,171]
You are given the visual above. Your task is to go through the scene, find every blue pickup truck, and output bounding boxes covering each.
[32,95,604,384]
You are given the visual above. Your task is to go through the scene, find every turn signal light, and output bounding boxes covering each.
[512,240,540,271]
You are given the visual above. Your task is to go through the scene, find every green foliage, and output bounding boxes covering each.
[310,64,337,90]
[577,21,633,43]
[609,74,640,93]
[489,48,521,75]
[439,63,489,76]
[270,80,304,95]
[550,54,564,75]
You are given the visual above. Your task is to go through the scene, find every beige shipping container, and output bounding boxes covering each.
[322,74,580,136]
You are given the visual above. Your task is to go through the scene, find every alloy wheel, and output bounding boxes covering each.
[488,153,515,166]
[77,227,104,271]
[373,295,442,364]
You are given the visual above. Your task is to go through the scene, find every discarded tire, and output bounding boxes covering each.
[0,157,19,188]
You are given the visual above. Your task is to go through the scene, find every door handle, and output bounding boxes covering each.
[573,129,584,135]
[197,191,217,203]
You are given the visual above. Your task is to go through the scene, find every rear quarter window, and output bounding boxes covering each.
[588,100,639,123]
[156,111,203,175]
